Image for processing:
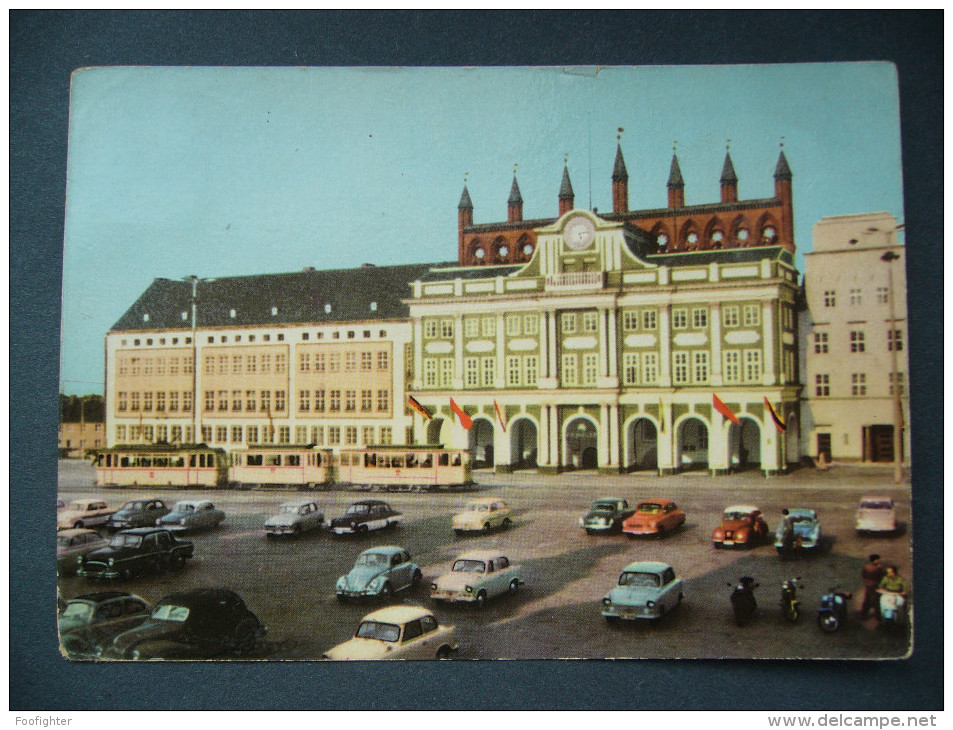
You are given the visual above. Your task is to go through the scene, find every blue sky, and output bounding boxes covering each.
[60,64,904,395]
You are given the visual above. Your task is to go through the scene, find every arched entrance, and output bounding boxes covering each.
[565,416,598,470]
[468,418,495,469]
[509,418,538,470]
[626,417,658,471]
[784,412,800,465]
[676,417,709,471]
[426,418,450,446]
[728,417,762,470]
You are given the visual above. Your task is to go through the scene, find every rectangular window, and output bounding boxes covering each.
[744,350,762,382]
[328,426,341,445]
[218,355,228,375]
[887,329,903,351]
[328,353,340,372]
[275,354,287,373]
[361,389,372,412]
[232,426,244,443]
[170,425,181,443]
[168,391,179,412]
[116,425,127,442]
[622,352,639,385]
[155,359,165,376]
[377,351,389,371]
[345,390,356,412]
[561,312,576,334]
[215,426,227,443]
[441,319,454,338]
[260,390,271,413]
[379,426,393,445]
[582,311,599,333]
[524,355,538,386]
[481,357,496,387]
[523,314,539,335]
[143,358,153,376]
[823,290,836,307]
[506,315,521,336]
[299,353,310,372]
[691,308,708,329]
[310,426,323,446]
[889,372,905,396]
[361,352,373,371]
[299,390,311,411]
[130,392,140,411]
[314,353,325,372]
[168,357,178,375]
[622,311,639,331]
[204,356,214,375]
[141,425,154,442]
[672,352,689,384]
[742,304,761,327]
[260,354,272,374]
[692,351,709,383]
[464,317,479,337]
[232,355,243,375]
[200,425,212,443]
[182,392,193,413]
[130,357,141,376]
[423,359,438,388]
[506,356,521,387]
[154,392,165,412]
[851,373,867,396]
[723,351,741,384]
[118,358,128,376]
[329,390,341,412]
[362,426,375,445]
[118,392,128,412]
[481,316,496,337]
[439,359,454,388]
[204,391,215,412]
[642,353,658,384]
[814,332,828,353]
[215,390,227,412]
[295,426,308,444]
[245,355,256,373]
[464,357,479,388]
[345,426,358,446]
[561,354,577,387]
[850,288,862,305]
[877,287,889,304]
[231,390,242,411]
[184,426,194,443]
[671,308,688,330]
[245,390,256,412]
[424,319,438,339]
[314,390,325,412]
[183,355,193,374]
[641,310,657,330]
[156,425,168,442]
[278,426,290,445]
[582,353,599,385]
[850,331,866,352]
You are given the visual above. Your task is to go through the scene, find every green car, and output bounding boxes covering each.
[336,546,423,601]
[580,497,635,535]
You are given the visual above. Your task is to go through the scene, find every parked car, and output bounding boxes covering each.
[57,498,66,511]
[336,546,423,601]
[105,588,266,659]
[712,505,769,548]
[57,528,109,576]
[774,508,822,553]
[430,550,523,608]
[77,527,194,580]
[323,605,457,660]
[157,500,225,531]
[601,561,684,623]
[329,500,402,535]
[107,498,171,532]
[855,496,898,534]
[579,497,635,535]
[57,499,115,530]
[452,497,512,534]
[59,591,151,659]
[264,499,324,538]
[622,499,686,537]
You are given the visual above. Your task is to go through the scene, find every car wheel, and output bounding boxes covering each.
[605,616,620,626]
[61,635,90,659]
[677,593,684,607]
[74,521,84,529]
[412,569,423,586]
[657,526,666,537]
[379,583,394,601]
[502,518,512,529]
[357,525,368,536]
[232,623,257,656]
[713,541,722,549]
[170,553,186,570]
[436,645,452,660]
[483,522,491,532]
[291,525,301,537]
[475,590,488,608]
[336,594,348,604]
[266,533,276,540]
[508,579,519,594]
[120,568,133,580]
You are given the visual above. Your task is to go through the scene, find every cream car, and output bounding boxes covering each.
[452,497,512,534]
[322,605,457,660]
[58,499,116,530]
[430,550,523,607]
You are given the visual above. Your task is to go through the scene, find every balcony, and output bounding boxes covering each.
[545,271,605,291]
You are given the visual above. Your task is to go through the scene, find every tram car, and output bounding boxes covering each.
[337,445,472,492]
[230,445,333,489]
[91,443,229,488]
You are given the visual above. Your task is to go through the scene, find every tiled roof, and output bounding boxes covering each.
[647,246,793,267]
[110,262,451,332]
[418,265,522,283]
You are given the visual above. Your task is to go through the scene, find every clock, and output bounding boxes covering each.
[564,217,595,251]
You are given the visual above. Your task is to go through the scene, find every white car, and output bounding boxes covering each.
[855,496,898,534]
[323,605,457,660]
[430,550,523,607]
[57,499,116,530]
[265,499,324,538]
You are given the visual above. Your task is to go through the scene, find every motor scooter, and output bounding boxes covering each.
[729,576,758,626]
[817,586,852,632]
[878,590,907,629]
[780,577,802,623]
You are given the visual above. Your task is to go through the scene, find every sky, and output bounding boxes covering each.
[60,64,904,395]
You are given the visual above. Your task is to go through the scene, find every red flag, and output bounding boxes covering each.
[449,398,473,430]
[764,397,787,433]
[408,395,432,421]
[713,394,741,425]
[493,400,506,432]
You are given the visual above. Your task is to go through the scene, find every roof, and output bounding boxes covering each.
[278,499,320,508]
[455,550,508,562]
[359,545,405,556]
[418,265,522,283]
[637,498,676,506]
[458,185,473,210]
[74,591,137,602]
[667,154,684,188]
[593,497,626,504]
[172,500,212,508]
[112,526,174,535]
[622,561,672,574]
[58,528,103,538]
[720,151,738,184]
[351,499,389,506]
[110,262,450,332]
[646,246,793,268]
[612,144,628,181]
[94,443,225,454]
[155,588,241,607]
[362,605,434,624]
[559,166,574,199]
[507,176,523,206]
[774,150,793,180]
[785,508,817,518]
[465,497,505,505]
[724,505,761,514]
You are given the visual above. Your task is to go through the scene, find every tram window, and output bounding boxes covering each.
[155,457,169,467]
[189,455,196,467]
[287,455,300,466]
[405,454,416,468]
[266,454,281,467]
[172,457,184,467]
[422,455,433,468]
[452,454,462,466]
[140,457,152,467]
[380,456,390,469]
[247,454,263,466]
[392,457,403,468]
[439,453,449,466]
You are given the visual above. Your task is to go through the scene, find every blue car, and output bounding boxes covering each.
[774,508,821,553]
[601,561,684,623]
[336,546,423,602]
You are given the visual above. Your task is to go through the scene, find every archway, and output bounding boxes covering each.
[676,417,709,471]
[509,418,538,470]
[468,418,495,468]
[728,417,762,470]
[784,412,800,465]
[565,416,598,470]
[626,417,658,471]
[426,417,450,446]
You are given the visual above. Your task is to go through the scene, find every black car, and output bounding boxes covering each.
[77,527,194,580]
[106,588,266,659]
[59,591,151,659]
[580,497,636,535]
[329,499,403,535]
[107,498,171,532]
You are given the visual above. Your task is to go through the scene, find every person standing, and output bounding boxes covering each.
[859,554,887,619]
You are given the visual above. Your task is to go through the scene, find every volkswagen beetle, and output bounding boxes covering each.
[712,505,769,548]
[59,591,151,658]
[336,546,423,601]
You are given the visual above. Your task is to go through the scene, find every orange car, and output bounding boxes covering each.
[711,505,769,548]
[622,499,686,537]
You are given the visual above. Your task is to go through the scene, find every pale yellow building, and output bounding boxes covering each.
[58,421,105,457]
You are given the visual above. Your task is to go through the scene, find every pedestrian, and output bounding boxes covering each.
[779,508,795,555]
[859,554,886,619]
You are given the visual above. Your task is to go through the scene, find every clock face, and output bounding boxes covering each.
[564,217,595,251]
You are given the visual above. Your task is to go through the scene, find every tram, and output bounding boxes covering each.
[230,445,333,489]
[337,445,472,491]
[91,443,229,488]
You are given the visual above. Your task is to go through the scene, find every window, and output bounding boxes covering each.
[623,353,639,385]
[345,352,356,372]
[824,290,836,307]
[200,425,212,443]
[215,426,227,443]
[524,355,538,386]
[523,314,539,335]
[313,353,325,372]
[261,354,272,373]
[622,311,639,331]
[481,317,496,337]
[889,372,905,396]
[742,304,760,327]
[345,390,356,412]
[723,351,740,383]
[439,359,454,388]
[641,310,657,330]
[245,390,257,412]
[247,426,259,444]
[182,392,193,413]
[218,355,228,375]
[260,390,271,412]
[328,426,341,445]
[424,319,438,339]
[329,390,341,411]
[642,353,658,384]
[850,288,862,305]
[506,315,521,336]
[345,426,357,446]
[744,350,762,382]
[582,353,599,385]
[169,392,179,411]
[129,392,140,411]
[231,426,244,443]
[231,355,242,375]
[217,390,228,411]
[464,358,479,387]
[362,426,375,445]
[361,390,372,412]
[877,287,889,304]
[423,359,437,388]
[692,351,709,383]
[850,331,866,353]
[378,426,393,445]
[299,390,311,411]
[851,373,867,396]
[507,356,521,386]
[310,426,323,446]
[377,351,389,371]
[672,352,689,384]
[361,352,372,371]
[295,426,308,444]
[144,358,153,376]
[155,358,165,376]
[170,425,181,443]
[204,391,215,412]
[440,319,454,338]
[118,358,128,376]
[329,353,340,372]
[314,390,325,412]
[464,317,479,337]
[278,426,290,444]
[672,309,688,330]
[561,354,577,387]
[276,354,287,373]
[561,312,576,333]
[887,329,903,351]
[691,308,708,329]
[246,355,257,373]
[481,357,495,387]
[203,356,214,375]
[582,312,598,333]
[118,392,127,412]
[168,357,178,375]
[814,332,828,353]
[232,390,242,411]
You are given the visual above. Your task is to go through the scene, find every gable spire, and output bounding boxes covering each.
[667,142,685,208]
[559,156,575,216]
[720,142,738,202]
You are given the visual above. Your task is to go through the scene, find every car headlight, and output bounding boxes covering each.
[77,556,83,564]
[578,518,584,526]
[646,601,655,608]
[599,518,610,526]
[602,597,611,606]
[108,558,115,566]
[430,583,438,591]
[180,518,187,526]
[369,576,385,590]
[336,577,347,590]
[465,586,473,594]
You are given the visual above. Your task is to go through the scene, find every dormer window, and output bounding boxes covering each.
[762,226,777,243]
[271,306,278,316]
[324,304,332,314]
[181,311,188,321]
[522,243,534,256]
[474,247,485,260]
[370,301,378,312]
[142,313,150,322]
[229,309,237,318]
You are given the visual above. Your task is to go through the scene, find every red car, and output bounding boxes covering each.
[712,505,769,548]
[622,499,686,537]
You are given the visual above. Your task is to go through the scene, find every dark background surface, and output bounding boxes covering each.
[11,10,943,710]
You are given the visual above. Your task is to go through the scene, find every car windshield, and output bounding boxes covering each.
[592,503,616,512]
[66,502,85,511]
[724,511,752,522]
[637,503,663,514]
[860,500,893,509]
[153,604,190,622]
[452,559,486,573]
[791,514,815,524]
[355,621,400,642]
[57,535,76,547]
[466,504,490,512]
[121,501,147,511]
[619,572,661,588]
[174,503,195,513]
[61,602,93,619]
[356,553,389,567]
[109,534,142,548]
[346,504,370,515]
[278,504,299,514]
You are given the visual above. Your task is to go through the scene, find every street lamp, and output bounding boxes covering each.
[184,275,200,445]
[880,250,903,484]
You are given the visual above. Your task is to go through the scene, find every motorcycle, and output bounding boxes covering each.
[780,577,802,623]
[817,586,852,632]
[729,576,759,626]
[878,590,907,629]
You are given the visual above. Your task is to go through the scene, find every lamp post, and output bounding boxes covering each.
[880,250,903,484]
[185,275,200,445]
